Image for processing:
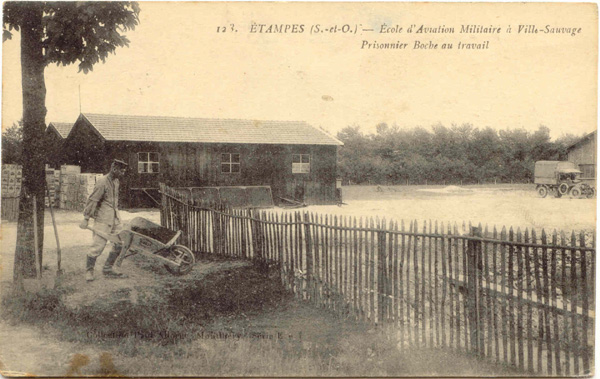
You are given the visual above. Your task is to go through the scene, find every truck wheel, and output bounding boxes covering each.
[586,188,596,199]
[558,183,569,195]
[570,187,581,197]
[537,186,548,198]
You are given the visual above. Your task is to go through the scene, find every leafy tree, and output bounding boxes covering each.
[3,2,140,283]
[336,122,583,186]
[2,121,23,164]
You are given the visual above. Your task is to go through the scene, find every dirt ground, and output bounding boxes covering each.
[286,184,597,232]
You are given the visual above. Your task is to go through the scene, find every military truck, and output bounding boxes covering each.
[534,161,595,198]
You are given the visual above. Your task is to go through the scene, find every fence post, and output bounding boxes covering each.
[467,226,483,356]
[303,212,313,301]
[377,219,386,324]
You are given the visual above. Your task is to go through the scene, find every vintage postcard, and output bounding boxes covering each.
[0,2,597,377]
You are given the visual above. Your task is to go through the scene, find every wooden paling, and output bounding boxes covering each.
[158,183,595,377]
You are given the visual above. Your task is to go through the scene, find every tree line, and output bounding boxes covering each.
[336,123,583,185]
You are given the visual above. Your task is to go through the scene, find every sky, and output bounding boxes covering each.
[1,2,598,139]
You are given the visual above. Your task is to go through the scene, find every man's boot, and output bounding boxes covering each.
[86,256,97,282]
[103,250,128,278]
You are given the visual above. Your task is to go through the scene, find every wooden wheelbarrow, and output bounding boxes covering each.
[87,217,195,275]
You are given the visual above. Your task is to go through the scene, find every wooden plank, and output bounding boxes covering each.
[462,229,469,352]
[533,229,544,372]
[398,220,406,347]
[406,221,412,344]
[370,217,376,322]
[484,225,492,358]
[318,213,325,305]
[393,221,399,326]
[309,213,317,303]
[354,217,359,317]
[508,228,516,365]
[434,221,439,347]
[447,223,454,348]
[304,212,313,302]
[453,223,460,350]
[358,217,363,318]
[277,212,284,286]
[325,215,331,309]
[292,211,298,297]
[344,216,349,312]
[334,215,340,312]
[428,220,433,346]
[421,221,427,345]
[570,231,580,375]
[440,222,447,348]
[561,232,570,376]
[516,228,524,369]
[477,224,484,357]
[492,226,500,362]
[377,218,385,324]
[284,212,291,290]
[580,231,590,374]
[551,230,561,375]
[524,229,534,373]
[414,220,420,347]
[542,230,553,375]
[500,226,508,363]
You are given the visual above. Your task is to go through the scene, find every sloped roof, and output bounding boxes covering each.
[80,113,343,146]
[47,122,74,138]
[567,130,596,150]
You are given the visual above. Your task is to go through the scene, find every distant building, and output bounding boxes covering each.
[62,113,343,207]
[45,122,74,169]
[566,130,596,186]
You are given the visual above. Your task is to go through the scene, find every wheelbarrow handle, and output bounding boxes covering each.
[86,226,122,244]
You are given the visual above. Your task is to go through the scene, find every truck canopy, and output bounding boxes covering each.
[534,161,581,184]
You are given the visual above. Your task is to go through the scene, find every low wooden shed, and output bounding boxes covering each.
[62,113,343,207]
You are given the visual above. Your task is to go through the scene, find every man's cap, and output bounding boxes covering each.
[113,159,128,167]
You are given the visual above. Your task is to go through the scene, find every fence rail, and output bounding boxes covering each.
[160,183,594,376]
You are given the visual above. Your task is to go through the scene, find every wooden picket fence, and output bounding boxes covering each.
[160,183,595,376]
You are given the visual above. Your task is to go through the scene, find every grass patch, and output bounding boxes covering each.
[1,263,289,348]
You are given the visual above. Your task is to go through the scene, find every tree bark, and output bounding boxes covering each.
[14,4,47,283]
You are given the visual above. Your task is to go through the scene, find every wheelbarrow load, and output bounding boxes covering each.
[89,217,195,275]
[534,161,595,198]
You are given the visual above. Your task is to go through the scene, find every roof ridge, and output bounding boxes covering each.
[82,112,308,125]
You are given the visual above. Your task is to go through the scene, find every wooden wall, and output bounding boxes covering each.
[63,117,109,174]
[568,133,597,166]
[106,142,338,207]
[44,129,65,169]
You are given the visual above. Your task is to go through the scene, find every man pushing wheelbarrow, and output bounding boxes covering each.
[79,159,129,281]
[79,159,195,282]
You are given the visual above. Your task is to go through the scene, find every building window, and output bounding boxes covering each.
[221,153,240,173]
[292,154,310,173]
[138,152,159,173]
[579,164,595,179]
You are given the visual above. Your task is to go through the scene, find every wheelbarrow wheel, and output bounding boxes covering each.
[164,245,195,276]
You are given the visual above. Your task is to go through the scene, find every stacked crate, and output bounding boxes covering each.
[2,164,23,197]
[59,165,81,210]
[2,164,105,214]
[78,173,97,211]
[1,164,22,221]
[45,168,61,207]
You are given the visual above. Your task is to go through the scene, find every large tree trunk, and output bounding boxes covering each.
[13,4,47,283]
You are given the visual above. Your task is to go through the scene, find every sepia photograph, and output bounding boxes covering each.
[0,1,597,376]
